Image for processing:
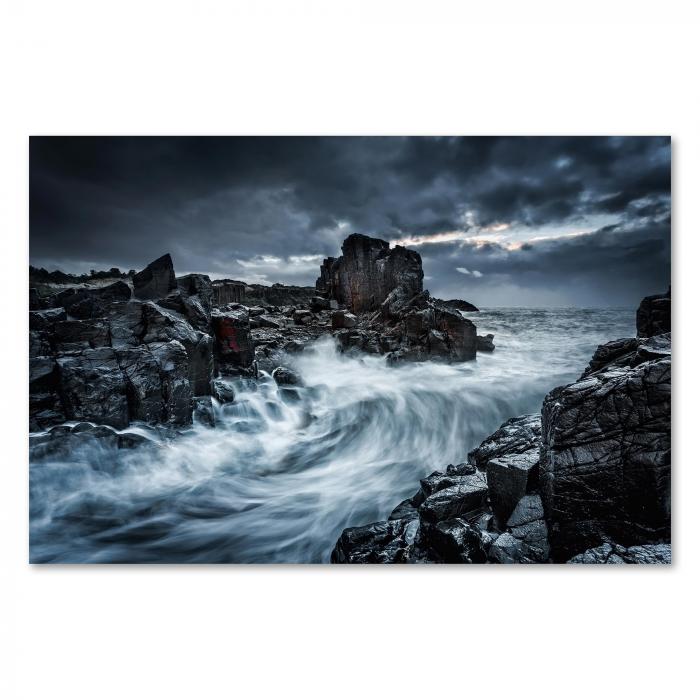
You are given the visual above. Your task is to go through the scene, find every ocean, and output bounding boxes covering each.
[29,307,636,563]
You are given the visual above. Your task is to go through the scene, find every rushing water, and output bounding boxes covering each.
[29,307,636,563]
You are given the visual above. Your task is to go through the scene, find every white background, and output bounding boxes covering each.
[1,2,697,698]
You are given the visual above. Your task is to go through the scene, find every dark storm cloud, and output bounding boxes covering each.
[30,136,670,303]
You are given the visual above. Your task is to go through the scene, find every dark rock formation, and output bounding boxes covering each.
[56,347,130,429]
[211,308,255,369]
[568,542,671,564]
[271,366,301,386]
[332,292,671,565]
[468,414,541,471]
[158,273,214,332]
[489,494,549,563]
[142,302,214,395]
[331,310,357,329]
[636,287,671,337]
[212,280,245,306]
[420,519,487,563]
[54,281,131,319]
[28,255,217,432]
[316,233,424,313]
[435,298,479,313]
[540,334,671,561]
[477,333,495,352]
[29,357,65,430]
[29,422,152,461]
[115,345,166,423]
[30,307,67,331]
[487,450,539,528]
[53,319,111,352]
[133,254,177,300]
[212,378,235,404]
[330,519,417,564]
[581,337,640,377]
[148,341,193,426]
[193,396,216,427]
[418,473,488,523]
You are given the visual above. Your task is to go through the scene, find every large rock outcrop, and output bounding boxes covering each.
[540,332,671,561]
[316,233,424,313]
[316,234,481,363]
[636,287,671,338]
[28,254,231,432]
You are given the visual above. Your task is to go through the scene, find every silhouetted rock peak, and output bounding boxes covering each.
[133,253,177,300]
[316,233,424,313]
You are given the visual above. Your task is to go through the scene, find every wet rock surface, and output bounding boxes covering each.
[132,253,177,299]
[332,301,671,564]
[568,542,671,564]
[636,287,671,338]
[540,335,671,561]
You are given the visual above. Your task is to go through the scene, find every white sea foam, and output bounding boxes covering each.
[29,307,635,563]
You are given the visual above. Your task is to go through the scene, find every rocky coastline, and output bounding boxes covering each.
[29,235,671,564]
[29,233,486,435]
[331,287,671,564]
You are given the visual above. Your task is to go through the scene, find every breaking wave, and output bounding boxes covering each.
[29,307,635,563]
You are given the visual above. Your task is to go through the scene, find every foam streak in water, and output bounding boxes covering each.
[29,308,636,563]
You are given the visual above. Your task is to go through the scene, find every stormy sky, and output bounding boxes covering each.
[30,136,671,307]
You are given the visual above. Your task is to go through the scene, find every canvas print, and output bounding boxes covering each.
[29,136,671,564]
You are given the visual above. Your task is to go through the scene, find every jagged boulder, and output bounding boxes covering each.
[272,366,301,386]
[212,378,235,404]
[29,330,53,358]
[581,337,640,377]
[434,307,477,361]
[211,308,255,369]
[56,347,130,429]
[30,423,152,460]
[488,494,550,563]
[133,254,177,300]
[418,473,488,523]
[419,518,487,563]
[157,273,214,332]
[54,281,131,319]
[540,338,671,561]
[29,357,65,430]
[636,287,670,337]
[487,449,539,528]
[148,340,193,426]
[331,310,357,329]
[468,414,541,470]
[105,300,147,348]
[436,298,479,313]
[142,302,213,395]
[477,333,495,352]
[115,345,166,423]
[29,307,67,331]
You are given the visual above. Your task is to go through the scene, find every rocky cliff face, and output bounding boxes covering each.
[539,291,671,561]
[331,291,672,565]
[316,233,424,313]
